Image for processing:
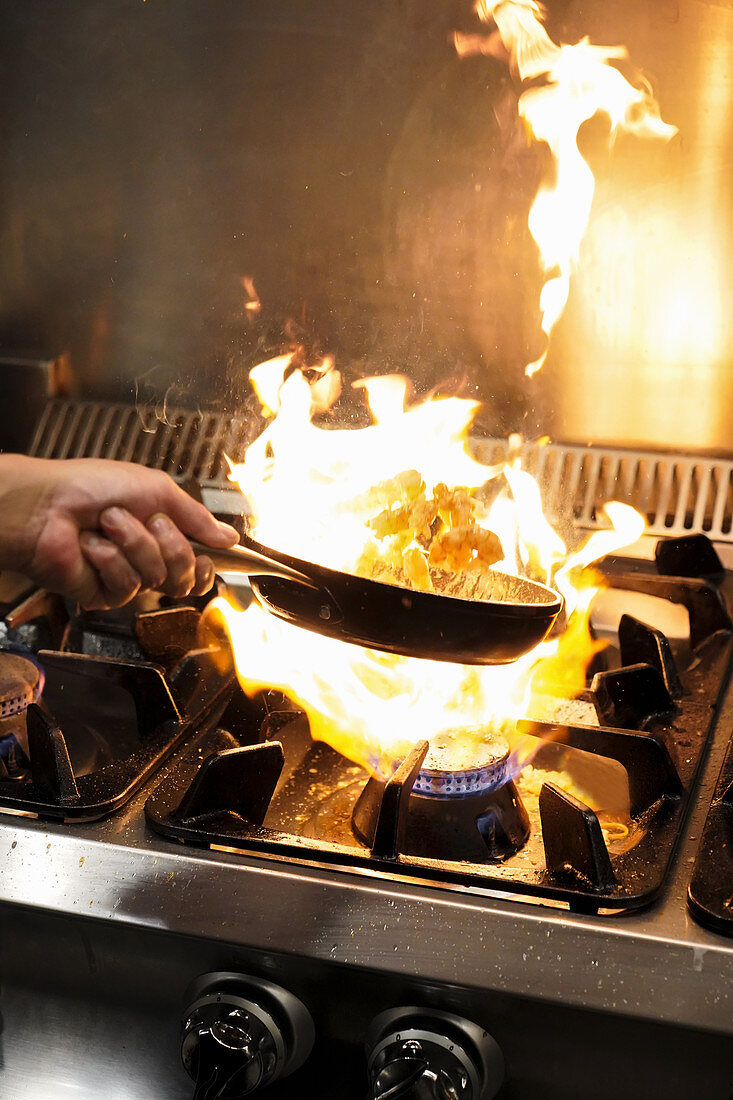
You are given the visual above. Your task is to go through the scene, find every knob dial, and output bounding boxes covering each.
[181,972,314,1099]
[366,1007,504,1100]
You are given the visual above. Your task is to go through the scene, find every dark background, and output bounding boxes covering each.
[0,0,730,448]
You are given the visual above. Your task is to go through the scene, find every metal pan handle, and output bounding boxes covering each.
[188,540,315,587]
[190,541,345,625]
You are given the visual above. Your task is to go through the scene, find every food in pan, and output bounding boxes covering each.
[351,470,505,596]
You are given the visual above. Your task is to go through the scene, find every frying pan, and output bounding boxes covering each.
[195,534,563,665]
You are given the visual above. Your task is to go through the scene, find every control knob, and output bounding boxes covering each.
[366,1006,504,1099]
[181,971,314,1098]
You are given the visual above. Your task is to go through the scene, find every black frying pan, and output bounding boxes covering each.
[196,534,563,665]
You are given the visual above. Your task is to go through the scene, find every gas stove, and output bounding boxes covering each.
[1,450,733,1097]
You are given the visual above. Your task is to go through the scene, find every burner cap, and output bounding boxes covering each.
[413,730,510,798]
[0,653,42,719]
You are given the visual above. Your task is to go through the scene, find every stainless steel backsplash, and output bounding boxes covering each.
[0,0,731,452]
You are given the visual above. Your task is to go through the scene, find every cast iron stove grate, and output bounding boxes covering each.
[146,535,733,914]
[688,728,733,935]
[0,580,236,820]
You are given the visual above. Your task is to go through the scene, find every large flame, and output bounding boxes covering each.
[455,0,676,376]
[212,358,644,776]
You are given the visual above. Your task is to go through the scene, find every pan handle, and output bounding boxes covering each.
[190,541,345,625]
[188,540,316,587]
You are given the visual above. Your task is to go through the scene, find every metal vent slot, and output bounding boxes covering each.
[27,398,733,540]
[718,466,733,534]
[577,452,602,525]
[28,400,245,487]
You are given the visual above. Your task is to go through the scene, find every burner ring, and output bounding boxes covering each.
[0,654,42,719]
[413,733,510,798]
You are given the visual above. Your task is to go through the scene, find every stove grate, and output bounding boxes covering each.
[688,735,733,935]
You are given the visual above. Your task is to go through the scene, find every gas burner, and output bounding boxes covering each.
[0,652,42,719]
[0,651,44,777]
[353,750,530,864]
[357,728,526,862]
[412,731,510,798]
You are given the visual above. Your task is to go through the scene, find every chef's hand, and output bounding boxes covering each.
[0,454,239,609]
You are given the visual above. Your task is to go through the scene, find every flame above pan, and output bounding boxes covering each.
[212,361,643,775]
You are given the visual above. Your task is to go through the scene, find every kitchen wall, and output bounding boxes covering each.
[0,0,731,450]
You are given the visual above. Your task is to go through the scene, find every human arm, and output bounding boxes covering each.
[0,454,240,609]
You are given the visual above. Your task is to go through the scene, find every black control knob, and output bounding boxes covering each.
[181,972,314,1099]
[366,1007,504,1100]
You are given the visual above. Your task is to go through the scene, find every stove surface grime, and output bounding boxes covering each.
[146,534,733,917]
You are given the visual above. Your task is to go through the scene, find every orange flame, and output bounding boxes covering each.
[455,0,676,376]
[240,275,262,320]
[213,360,645,775]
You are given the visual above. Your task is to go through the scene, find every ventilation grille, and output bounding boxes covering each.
[29,400,252,485]
[28,399,733,540]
